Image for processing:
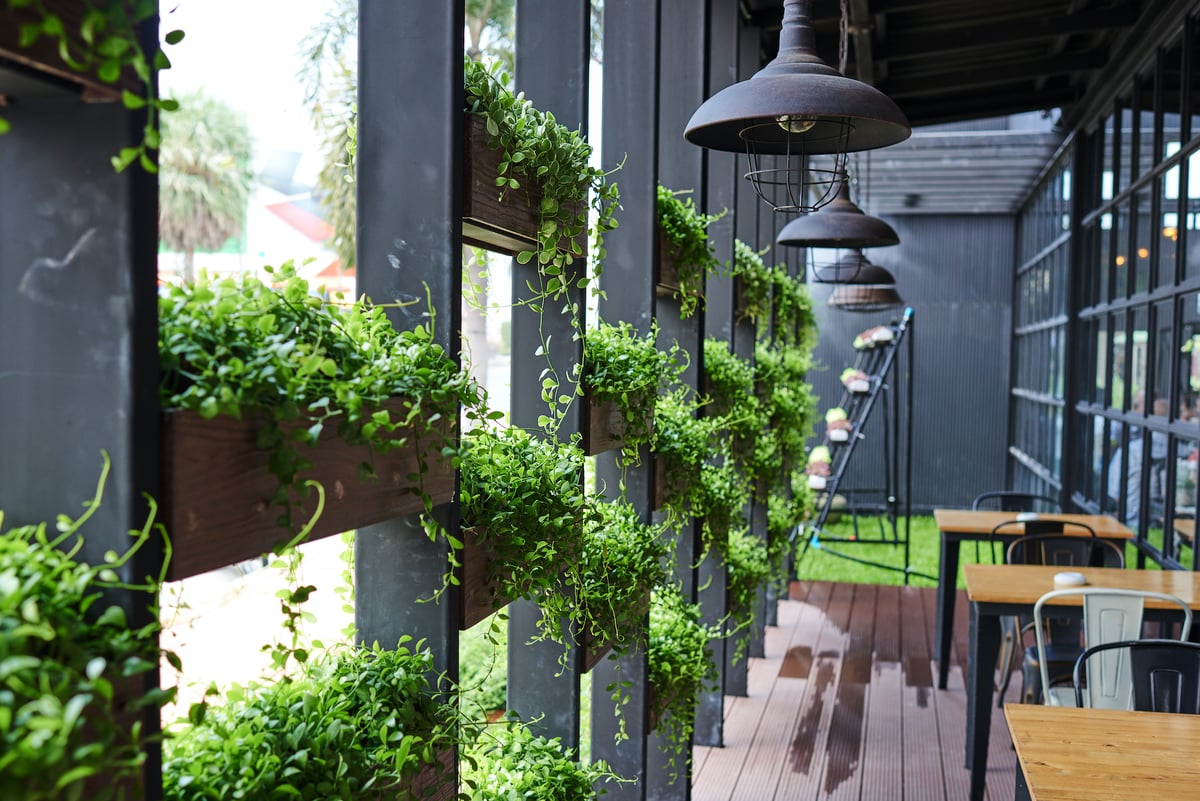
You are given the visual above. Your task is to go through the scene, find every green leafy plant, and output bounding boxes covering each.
[158,262,486,532]
[652,391,719,522]
[163,639,455,801]
[767,469,816,587]
[1,0,183,171]
[458,426,587,645]
[465,58,619,303]
[754,340,818,483]
[731,239,817,347]
[579,499,669,660]
[647,585,719,779]
[731,239,773,325]
[725,528,770,663]
[458,614,509,722]
[657,184,724,318]
[703,337,771,498]
[461,721,619,800]
[582,319,685,462]
[0,454,172,801]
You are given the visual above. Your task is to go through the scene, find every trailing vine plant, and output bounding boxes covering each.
[647,585,720,780]
[724,527,771,664]
[158,262,488,544]
[1,0,182,171]
[464,58,621,433]
[657,184,724,318]
[0,453,174,801]
[461,721,621,801]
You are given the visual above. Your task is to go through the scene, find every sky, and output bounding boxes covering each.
[157,0,333,170]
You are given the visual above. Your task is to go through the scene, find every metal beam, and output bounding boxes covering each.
[848,0,876,84]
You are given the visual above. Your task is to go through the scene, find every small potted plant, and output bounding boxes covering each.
[656,184,724,318]
[647,585,720,779]
[163,641,455,801]
[840,367,871,394]
[581,320,685,459]
[853,324,895,350]
[577,498,670,670]
[457,426,587,632]
[651,390,718,517]
[460,721,619,800]
[825,407,853,442]
[806,446,832,490]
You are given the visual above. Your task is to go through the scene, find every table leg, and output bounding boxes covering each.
[1014,761,1031,801]
[966,602,999,801]
[935,535,960,690]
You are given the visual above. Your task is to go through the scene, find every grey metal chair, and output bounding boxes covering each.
[1035,588,1193,707]
[1073,639,1200,713]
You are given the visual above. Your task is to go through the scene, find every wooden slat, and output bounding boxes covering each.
[900,585,944,801]
[824,584,876,800]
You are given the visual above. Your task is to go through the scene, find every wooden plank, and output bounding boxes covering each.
[163,404,454,580]
[772,582,853,799]
[900,585,944,801]
[726,587,831,801]
[824,583,877,801]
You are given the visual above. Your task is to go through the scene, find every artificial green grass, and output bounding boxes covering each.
[793,514,1157,589]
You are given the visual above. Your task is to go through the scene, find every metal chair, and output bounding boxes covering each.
[1035,588,1193,707]
[971,491,1063,564]
[990,521,1123,706]
[1073,639,1200,713]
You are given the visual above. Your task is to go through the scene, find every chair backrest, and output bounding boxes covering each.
[972,490,1062,513]
[1003,529,1125,570]
[1035,588,1194,707]
[1073,639,1200,713]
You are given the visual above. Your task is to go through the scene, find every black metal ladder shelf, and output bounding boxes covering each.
[795,307,930,584]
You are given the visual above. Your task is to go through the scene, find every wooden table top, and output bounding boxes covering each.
[932,508,1133,539]
[964,563,1200,607]
[1175,518,1195,542]
[1005,704,1200,801]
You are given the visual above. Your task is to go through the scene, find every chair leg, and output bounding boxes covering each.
[995,617,1018,708]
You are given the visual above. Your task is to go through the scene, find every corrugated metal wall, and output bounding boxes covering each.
[807,215,1016,513]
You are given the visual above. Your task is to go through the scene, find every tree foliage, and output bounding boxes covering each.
[158,90,253,282]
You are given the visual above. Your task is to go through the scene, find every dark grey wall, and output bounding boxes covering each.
[807,214,1016,512]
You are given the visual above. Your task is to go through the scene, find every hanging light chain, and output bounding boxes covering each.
[838,0,849,76]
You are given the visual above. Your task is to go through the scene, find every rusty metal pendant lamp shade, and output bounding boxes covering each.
[823,248,905,312]
[776,172,899,249]
[683,0,910,213]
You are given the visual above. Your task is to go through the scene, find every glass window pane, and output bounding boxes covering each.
[1191,16,1200,141]
[1158,172,1179,287]
[1180,292,1200,416]
[1163,31,1183,160]
[1116,98,1134,195]
[1132,307,1150,414]
[1114,200,1130,298]
[1133,187,1153,294]
[1188,150,1200,281]
[1135,65,1156,182]
[1093,317,1108,405]
[1113,311,1129,409]
[1081,411,1099,503]
[1154,299,1175,418]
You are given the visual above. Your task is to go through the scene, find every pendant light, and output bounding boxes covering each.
[684,0,910,213]
[828,284,906,312]
[776,171,899,249]
[822,249,905,312]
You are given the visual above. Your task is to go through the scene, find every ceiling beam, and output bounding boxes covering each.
[884,51,1107,99]
[897,89,1080,127]
[875,3,1139,63]
[848,0,877,83]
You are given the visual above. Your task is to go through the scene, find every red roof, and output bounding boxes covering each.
[264,201,334,242]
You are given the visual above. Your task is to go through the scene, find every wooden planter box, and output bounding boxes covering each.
[462,113,586,257]
[654,228,704,303]
[580,590,650,672]
[653,454,698,513]
[162,400,455,581]
[581,389,652,457]
[0,3,137,99]
[458,526,512,631]
[385,747,456,801]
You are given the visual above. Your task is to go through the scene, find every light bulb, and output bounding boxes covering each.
[776,114,817,134]
[1137,247,1149,259]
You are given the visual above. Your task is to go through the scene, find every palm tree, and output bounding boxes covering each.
[159,91,254,283]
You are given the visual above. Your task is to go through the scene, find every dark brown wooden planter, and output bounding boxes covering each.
[383,747,456,801]
[462,113,586,257]
[580,590,649,672]
[654,228,705,304]
[653,454,698,513]
[458,526,512,631]
[581,389,652,457]
[162,400,455,581]
[0,3,138,99]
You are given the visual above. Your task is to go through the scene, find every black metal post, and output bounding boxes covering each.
[354,0,464,691]
[506,0,591,748]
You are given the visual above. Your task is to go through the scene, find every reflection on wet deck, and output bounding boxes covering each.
[693,581,1020,801]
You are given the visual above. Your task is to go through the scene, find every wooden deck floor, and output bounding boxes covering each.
[693,581,1020,801]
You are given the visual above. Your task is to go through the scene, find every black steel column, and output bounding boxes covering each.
[0,62,162,798]
[592,1,660,798]
[724,17,763,698]
[646,0,707,796]
[507,0,591,747]
[692,0,740,750]
[354,1,464,686]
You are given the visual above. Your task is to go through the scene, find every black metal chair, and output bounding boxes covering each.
[971,491,1062,564]
[1073,639,1200,713]
[991,521,1125,706]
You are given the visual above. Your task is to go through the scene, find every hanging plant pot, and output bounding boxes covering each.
[380,747,456,801]
[580,590,650,672]
[0,3,137,99]
[581,388,653,457]
[162,400,455,581]
[458,526,513,631]
[461,113,587,257]
[654,227,705,304]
